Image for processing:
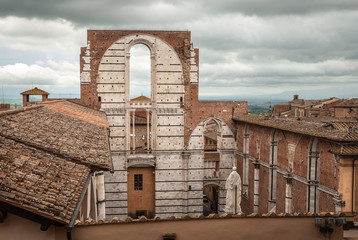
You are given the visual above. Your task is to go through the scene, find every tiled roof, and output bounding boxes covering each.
[20,87,49,95]
[334,98,358,107]
[41,100,108,128]
[0,135,90,224]
[233,114,358,141]
[330,144,358,155]
[74,212,346,226]
[0,105,111,170]
[332,122,358,130]
[0,102,112,225]
[130,95,151,101]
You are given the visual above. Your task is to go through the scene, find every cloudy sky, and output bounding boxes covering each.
[1,0,358,101]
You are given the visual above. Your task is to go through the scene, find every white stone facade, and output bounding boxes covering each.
[83,33,238,219]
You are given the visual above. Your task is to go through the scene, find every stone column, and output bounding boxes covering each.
[126,109,131,152]
[132,110,135,152]
[96,172,106,219]
[90,174,98,220]
[86,179,92,218]
[285,173,293,214]
[147,110,150,152]
[253,159,260,214]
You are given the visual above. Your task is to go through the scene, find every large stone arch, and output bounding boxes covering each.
[188,117,237,214]
[97,33,184,109]
[188,117,236,151]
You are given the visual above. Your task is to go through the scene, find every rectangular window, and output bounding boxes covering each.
[134,174,143,190]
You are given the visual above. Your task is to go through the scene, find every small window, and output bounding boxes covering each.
[98,96,101,102]
[134,174,143,190]
[136,210,145,218]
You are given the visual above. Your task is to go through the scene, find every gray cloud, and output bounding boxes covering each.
[0,0,357,100]
[2,0,358,26]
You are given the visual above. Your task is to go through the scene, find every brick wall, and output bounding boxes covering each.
[234,121,339,214]
[184,101,247,147]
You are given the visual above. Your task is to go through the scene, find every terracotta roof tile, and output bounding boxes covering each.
[20,87,49,95]
[0,136,90,224]
[74,212,345,226]
[41,100,108,128]
[334,98,358,107]
[0,106,111,170]
[332,122,358,131]
[130,96,151,101]
[233,114,358,141]
[330,144,358,155]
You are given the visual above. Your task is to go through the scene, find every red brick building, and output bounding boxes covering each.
[234,114,358,215]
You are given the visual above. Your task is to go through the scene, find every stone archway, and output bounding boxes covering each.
[188,117,237,214]
[203,182,220,216]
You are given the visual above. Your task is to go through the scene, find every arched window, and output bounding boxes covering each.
[130,44,151,99]
[307,138,319,213]
[203,119,220,178]
[269,130,278,212]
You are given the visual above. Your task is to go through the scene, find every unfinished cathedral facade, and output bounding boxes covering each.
[80,30,247,219]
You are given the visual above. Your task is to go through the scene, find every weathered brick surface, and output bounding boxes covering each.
[234,118,343,214]
[0,104,10,111]
[184,101,247,147]
[291,180,307,213]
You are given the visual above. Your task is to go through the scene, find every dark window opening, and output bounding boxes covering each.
[136,210,145,218]
[98,96,101,102]
[134,174,143,190]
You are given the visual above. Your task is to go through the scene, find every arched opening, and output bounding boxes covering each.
[130,108,152,154]
[203,184,219,216]
[203,119,220,178]
[130,44,151,99]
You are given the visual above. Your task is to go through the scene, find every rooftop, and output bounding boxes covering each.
[233,114,358,142]
[0,135,90,224]
[334,98,358,108]
[74,211,347,226]
[0,102,111,170]
[130,96,151,102]
[20,87,49,96]
[0,100,112,225]
[40,100,108,128]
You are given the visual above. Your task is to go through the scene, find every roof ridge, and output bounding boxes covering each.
[42,102,108,128]
[0,131,111,171]
[38,99,66,104]
[0,105,43,118]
